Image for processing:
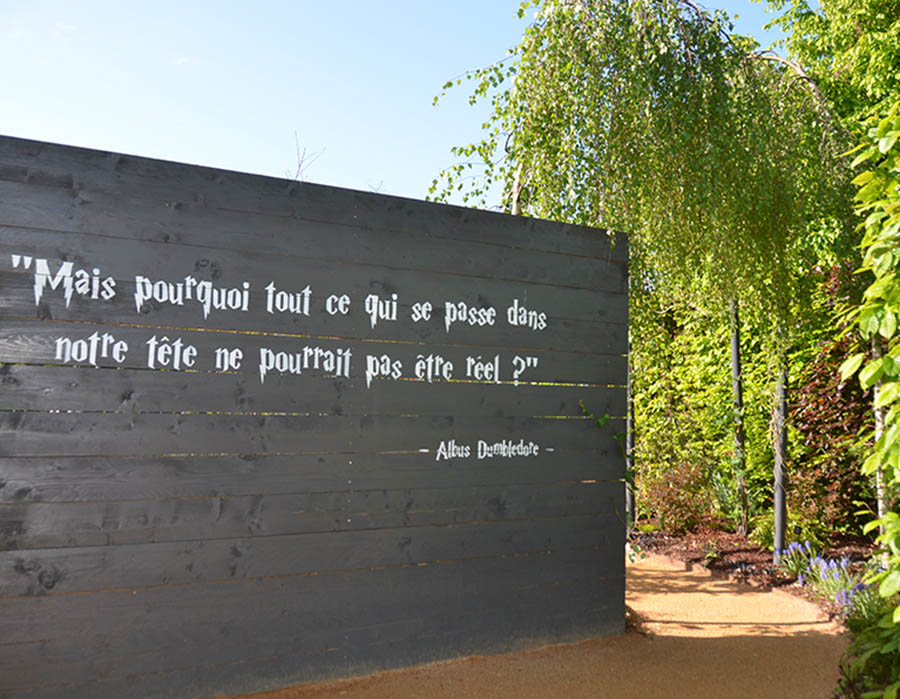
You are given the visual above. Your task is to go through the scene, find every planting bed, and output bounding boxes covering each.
[634,525,875,592]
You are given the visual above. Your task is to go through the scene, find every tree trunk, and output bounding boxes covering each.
[872,338,889,567]
[509,164,524,215]
[773,356,788,564]
[730,299,750,536]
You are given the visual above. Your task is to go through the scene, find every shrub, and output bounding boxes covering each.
[640,461,714,534]
[839,612,900,697]
[790,337,875,534]
[632,301,772,532]
[749,510,828,551]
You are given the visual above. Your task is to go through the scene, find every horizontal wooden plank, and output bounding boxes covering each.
[0,478,622,551]
[0,277,627,358]
[0,545,622,645]
[0,509,621,595]
[1,570,622,698]
[1,604,622,698]
[0,251,625,344]
[0,449,624,504]
[0,363,625,417]
[0,605,620,698]
[0,322,626,397]
[0,135,627,263]
[0,411,626,458]
[0,136,626,699]
[0,188,626,307]
[0,562,623,698]
[0,213,626,303]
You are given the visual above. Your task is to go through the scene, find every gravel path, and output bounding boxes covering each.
[223,553,848,699]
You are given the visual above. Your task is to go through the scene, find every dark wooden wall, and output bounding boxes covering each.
[0,136,628,698]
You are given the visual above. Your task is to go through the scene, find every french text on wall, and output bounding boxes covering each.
[0,136,628,699]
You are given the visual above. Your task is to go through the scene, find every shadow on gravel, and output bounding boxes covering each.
[225,630,847,699]
[224,554,848,699]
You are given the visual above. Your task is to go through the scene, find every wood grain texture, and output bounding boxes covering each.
[0,136,627,698]
[0,551,624,698]
[0,480,623,552]
[0,448,623,507]
[0,363,625,415]
[0,411,624,457]
[0,136,627,262]
[0,509,622,593]
[0,314,626,368]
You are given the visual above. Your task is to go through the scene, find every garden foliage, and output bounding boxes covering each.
[764,1,900,692]
[433,0,896,693]
[431,0,853,539]
[840,100,900,698]
[632,300,772,533]
[791,337,873,532]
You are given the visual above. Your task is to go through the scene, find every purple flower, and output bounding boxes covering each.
[797,574,805,585]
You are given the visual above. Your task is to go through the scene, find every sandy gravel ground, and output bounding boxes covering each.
[224,553,848,699]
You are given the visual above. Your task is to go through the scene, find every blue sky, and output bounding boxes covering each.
[1,1,784,204]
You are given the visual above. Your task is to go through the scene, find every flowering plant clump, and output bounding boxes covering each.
[777,541,891,632]
[775,540,813,579]
[842,583,890,634]
[804,554,850,598]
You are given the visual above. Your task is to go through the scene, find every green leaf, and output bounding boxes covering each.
[861,308,882,337]
[883,354,900,377]
[881,570,900,598]
[883,308,899,338]
[861,358,885,389]
[880,133,899,154]
[864,519,883,535]
[840,353,866,380]
[876,381,900,409]
[874,252,895,278]
[863,452,883,478]
[865,209,888,228]
[852,170,875,186]
[858,179,885,202]
[852,146,879,168]
[841,142,868,158]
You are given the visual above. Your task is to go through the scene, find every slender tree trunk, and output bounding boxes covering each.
[730,299,749,536]
[509,164,524,215]
[872,339,889,567]
[773,355,788,564]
